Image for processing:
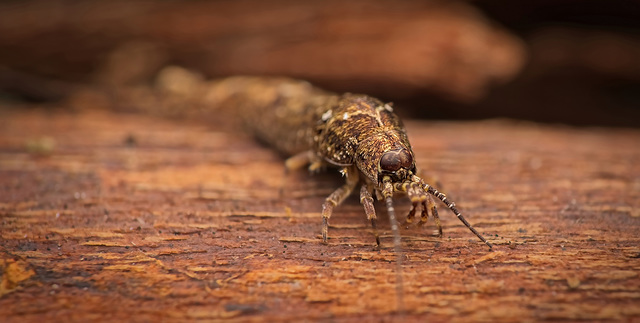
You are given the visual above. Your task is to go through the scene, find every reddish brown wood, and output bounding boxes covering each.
[1,107,638,322]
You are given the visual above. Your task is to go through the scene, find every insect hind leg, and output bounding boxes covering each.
[284,150,324,173]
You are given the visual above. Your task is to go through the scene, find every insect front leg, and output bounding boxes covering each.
[398,182,426,225]
[399,181,444,237]
[321,165,359,243]
[359,183,380,246]
[419,194,443,237]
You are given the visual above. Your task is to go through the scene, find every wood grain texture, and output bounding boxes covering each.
[1,108,639,322]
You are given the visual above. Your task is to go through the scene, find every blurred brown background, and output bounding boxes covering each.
[2,2,640,321]
[0,0,639,127]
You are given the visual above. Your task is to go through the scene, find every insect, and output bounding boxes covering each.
[217,76,493,249]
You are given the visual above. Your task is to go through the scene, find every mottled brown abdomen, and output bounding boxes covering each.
[211,76,339,156]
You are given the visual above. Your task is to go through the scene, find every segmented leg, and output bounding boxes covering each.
[321,166,359,243]
[405,202,418,225]
[413,170,444,236]
[360,183,380,246]
[431,196,443,236]
[418,195,443,237]
[396,181,445,238]
[282,150,324,198]
[403,182,427,225]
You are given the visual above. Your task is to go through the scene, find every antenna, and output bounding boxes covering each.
[425,185,493,249]
[384,185,405,314]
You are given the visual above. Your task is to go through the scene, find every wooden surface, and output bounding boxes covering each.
[1,108,639,322]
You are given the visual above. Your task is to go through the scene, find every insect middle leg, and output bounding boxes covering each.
[321,166,359,243]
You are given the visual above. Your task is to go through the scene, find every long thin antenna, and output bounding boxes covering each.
[425,185,493,249]
[385,196,405,314]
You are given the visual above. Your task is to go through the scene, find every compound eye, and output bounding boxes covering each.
[380,149,413,172]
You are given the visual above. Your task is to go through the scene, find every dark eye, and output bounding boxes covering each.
[380,149,413,172]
